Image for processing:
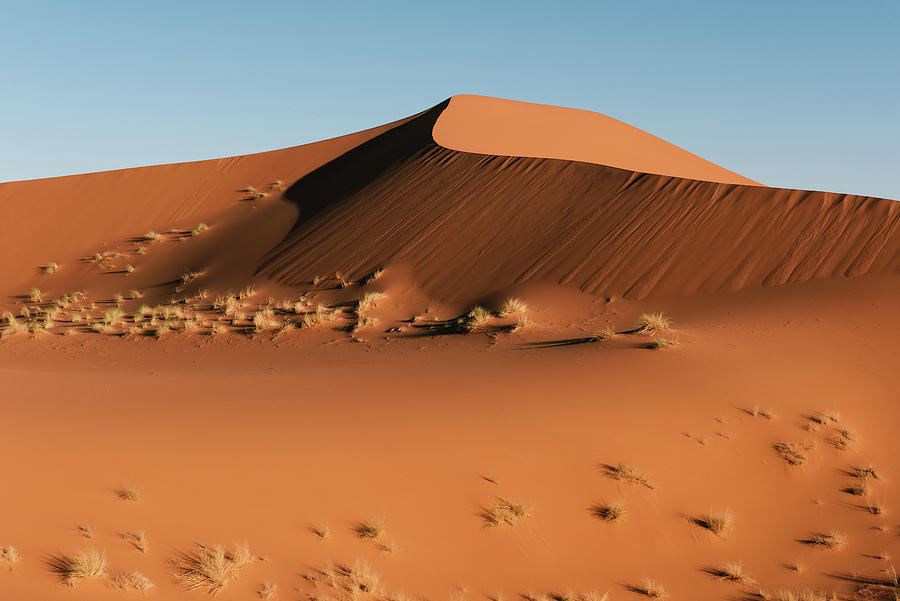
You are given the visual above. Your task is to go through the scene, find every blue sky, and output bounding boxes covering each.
[2,1,898,198]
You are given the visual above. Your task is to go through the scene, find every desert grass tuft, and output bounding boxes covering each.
[312,525,330,539]
[844,484,870,496]
[498,297,527,317]
[774,442,814,466]
[603,462,655,489]
[144,231,163,242]
[191,223,209,236]
[357,291,385,315]
[43,262,60,273]
[116,487,142,501]
[355,519,385,539]
[460,306,493,332]
[803,531,844,549]
[257,582,278,599]
[363,268,383,284]
[0,546,19,570]
[632,579,667,598]
[635,312,671,334]
[591,501,627,523]
[849,465,880,480]
[698,510,734,537]
[121,531,148,553]
[29,287,43,302]
[48,548,109,587]
[170,543,253,596]
[648,337,676,349]
[113,571,154,591]
[707,562,752,583]
[482,498,531,527]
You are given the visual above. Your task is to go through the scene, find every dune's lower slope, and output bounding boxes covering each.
[260,106,900,303]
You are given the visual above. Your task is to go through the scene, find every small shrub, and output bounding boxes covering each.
[144,231,163,242]
[43,262,60,273]
[844,485,870,496]
[850,465,879,480]
[636,312,671,334]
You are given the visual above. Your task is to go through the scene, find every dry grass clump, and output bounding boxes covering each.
[257,582,278,599]
[774,442,814,466]
[498,298,527,317]
[363,268,384,285]
[343,559,382,594]
[603,462,655,489]
[43,261,60,273]
[844,484,870,496]
[630,579,667,598]
[803,531,844,549]
[170,543,253,596]
[357,291,385,315]
[592,325,617,341]
[105,307,125,326]
[301,304,341,328]
[311,525,330,539]
[482,498,531,527]
[591,501,627,522]
[180,271,201,286]
[129,289,142,299]
[29,287,43,302]
[116,487,142,501]
[849,465,880,480]
[191,223,209,236]
[708,562,752,583]
[2,311,29,337]
[636,312,671,334]
[48,548,109,586]
[352,317,378,334]
[121,531,148,553]
[113,571,154,591]
[460,306,493,332]
[252,309,280,333]
[698,510,734,537]
[355,519,385,540]
[144,231,163,242]
[0,546,19,570]
[648,337,676,349]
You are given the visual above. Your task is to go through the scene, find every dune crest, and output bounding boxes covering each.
[433,94,760,185]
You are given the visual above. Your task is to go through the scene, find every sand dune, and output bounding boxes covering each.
[1,96,898,601]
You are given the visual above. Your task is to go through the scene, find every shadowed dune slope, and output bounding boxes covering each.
[260,101,900,302]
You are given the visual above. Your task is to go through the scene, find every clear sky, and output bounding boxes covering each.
[2,1,898,198]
